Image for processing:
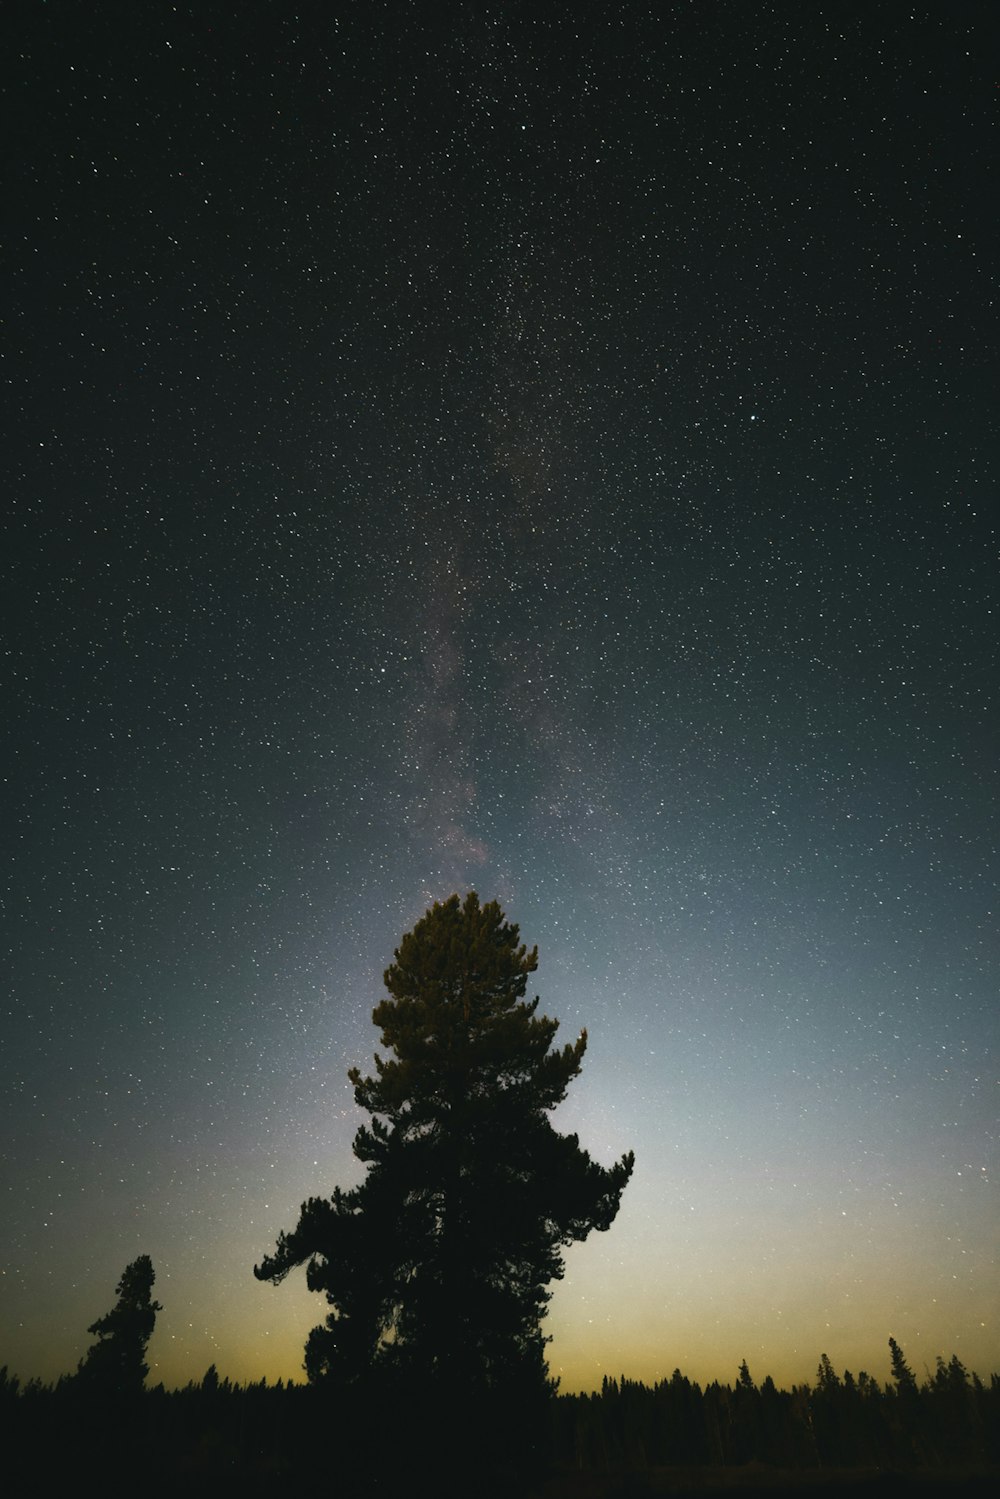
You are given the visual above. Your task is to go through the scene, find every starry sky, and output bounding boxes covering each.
[3,2,997,1395]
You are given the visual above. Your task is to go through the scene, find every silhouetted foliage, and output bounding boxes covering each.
[552,1344,1000,1479]
[254,893,634,1460]
[889,1334,918,1396]
[75,1254,161,1397]
[3,1341,1000,1494]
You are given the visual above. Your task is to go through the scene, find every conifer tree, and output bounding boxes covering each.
[888,1336,918,1396]
[76,1255,161,1396]
[255,893,634,1404]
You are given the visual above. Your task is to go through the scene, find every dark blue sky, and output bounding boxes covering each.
[3,1,997,1391]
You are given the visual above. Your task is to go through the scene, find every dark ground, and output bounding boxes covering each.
[526,1468,1000,1499]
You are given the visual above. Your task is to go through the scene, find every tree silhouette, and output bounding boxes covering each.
[888,1335,918,1396]
[76,1255,161,1396]
[255,893,634,1416]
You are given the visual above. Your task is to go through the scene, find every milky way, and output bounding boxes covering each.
[3,4,996,1393]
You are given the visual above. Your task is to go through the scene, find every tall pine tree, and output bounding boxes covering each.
[76,1256,161,1396]
[255,893,634,1406]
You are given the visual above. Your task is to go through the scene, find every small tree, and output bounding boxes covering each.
[255,893,634,1413]
[76,1255,161,1396]
[888,1336,918,1397]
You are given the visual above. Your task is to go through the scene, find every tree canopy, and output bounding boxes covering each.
[255,893,634,1404]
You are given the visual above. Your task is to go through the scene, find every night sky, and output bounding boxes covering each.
[3,3,997,1395]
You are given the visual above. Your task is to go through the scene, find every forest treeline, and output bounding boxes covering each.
[554,1352,1000,1473]
[3,1345,999,1491]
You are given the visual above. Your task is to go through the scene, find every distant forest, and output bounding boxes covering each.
[557,1351,999,1473]
[4,1344,999,1495]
